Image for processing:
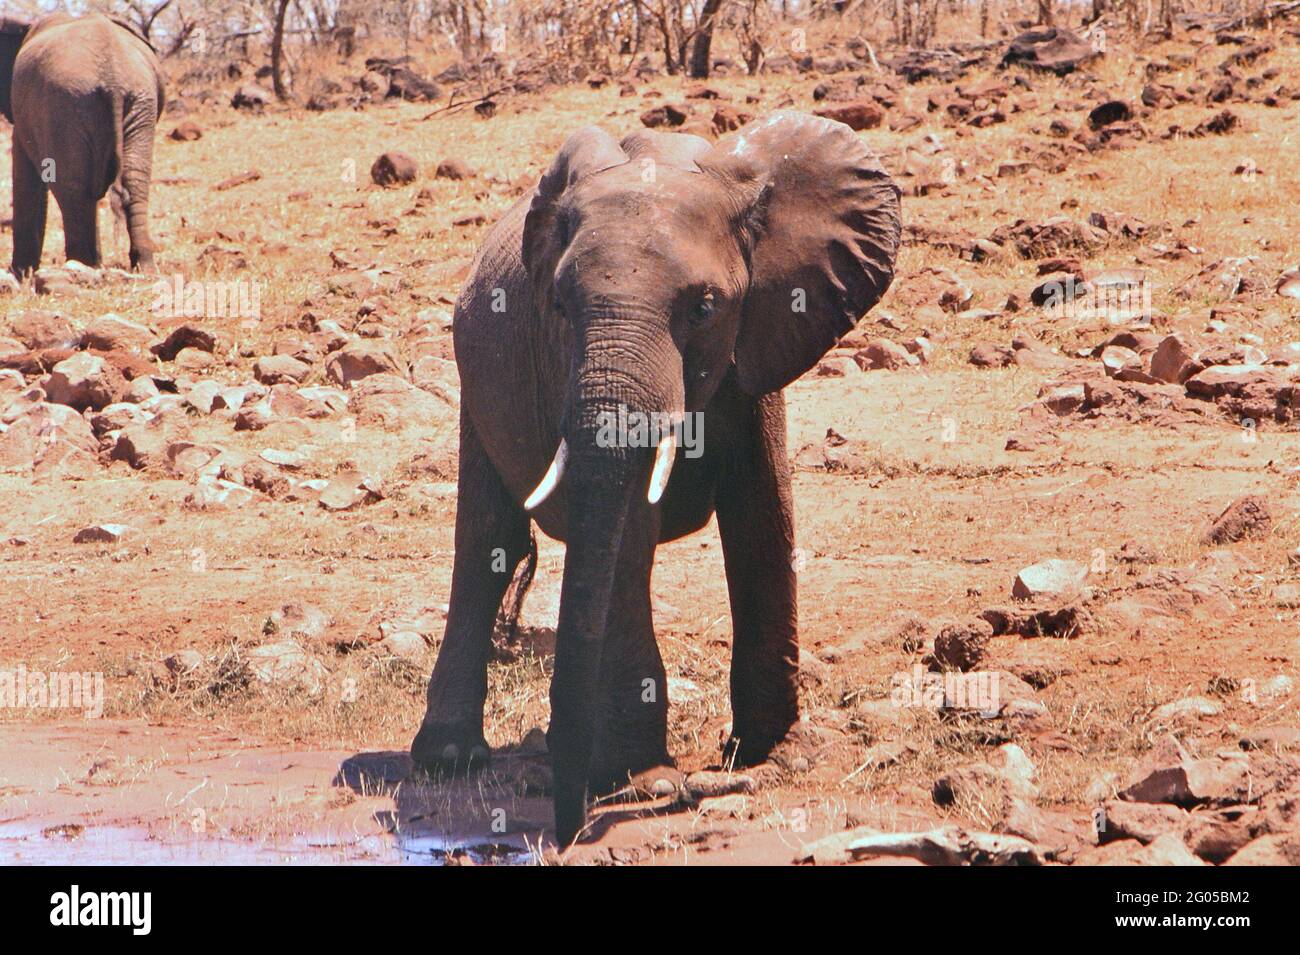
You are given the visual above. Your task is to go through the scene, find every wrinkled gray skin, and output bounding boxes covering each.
[411,112,901,845]
[0,13,164,276]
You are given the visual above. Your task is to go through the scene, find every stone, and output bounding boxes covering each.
[854,338,917,371]
[932,618,993,672]
[352,374,447,430]
[1096,800,1187,845]
[1120,755,1253,808]
[151,323,217,362]
[1203,495,1271,545]
[184,476,255,509]
[318,470,383,511]
[1148,334,1196,383]
[168,121,203,141]
[1002,26,1102,76]
[1012,559,1088,600]
[43,353,125,411]
[246,641,326,695]
[434,158,473,180]
[370,152,419,187]
[379,630,429,662]
[969,343,1015,367]
[80,314,153,351]
[254,354,312,385]
[325,341,403,387]
[230,84,270,109]
[73,523,130,544]
[812,100,884,130]
[1223,833,1300,866]
[10,311,78,350]
[267,601,331,642]
[1149,696,1221,723]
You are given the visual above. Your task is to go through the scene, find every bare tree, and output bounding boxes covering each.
[689,0,726,78]
[271,0,291,100]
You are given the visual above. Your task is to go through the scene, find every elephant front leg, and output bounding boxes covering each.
[411,415,530,774]
[10,148,48,276]
[714,389,800,766]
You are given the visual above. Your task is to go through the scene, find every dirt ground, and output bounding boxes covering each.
[2,20,1299,865]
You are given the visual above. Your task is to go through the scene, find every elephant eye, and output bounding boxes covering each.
[692,291,716,327]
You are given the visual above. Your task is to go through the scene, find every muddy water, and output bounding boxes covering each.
[0,821,535,865]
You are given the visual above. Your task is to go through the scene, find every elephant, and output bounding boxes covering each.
[0,13,165,276]
[411,111,901,844]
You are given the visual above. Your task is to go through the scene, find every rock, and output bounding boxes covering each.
[246,641,326,695]
[325,341,404,387]
[254,354,312,385]
[318,469,383,511]
[43,353,126,411]
[359,70,390,97]
[1002,26,1102,76]
[80,314,154,351]
[168,121,203,141]
[854,338,918,371]
[410,355,461,405]
[10,311,78,350]
[1096,800,1187,845]
[151,323,216,362]
[1088,100,1133,129]
[0,402,98,468]
[184,475,255,509]
[231,84,270,109]
[434,158,473,180]
[683,771,756,801]
[798,824,1043,867]
[1148,333,1196,383]
[267,601,331,642]
[1100,345,1144,379]
[932,618,994,672]
[351,374,447,430]
[1203,495,1271,545]
[164,441,224,477]
[184,380,224,415]
[1080,831,1205,866]
[640,103,688,127]
[110,422,176,470]
[1012,559,1088,600]
[1223,833,1300,866]
[1120,754,1253,808]
[1149,696,1221,724]
[379,629,429,662]
[73,523,130,544]
[970,343,1015,367]
[370,151,419,187]
[812,100,884,130]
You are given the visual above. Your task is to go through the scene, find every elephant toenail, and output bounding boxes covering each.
[468,745,489,763]
[441,744,460,762]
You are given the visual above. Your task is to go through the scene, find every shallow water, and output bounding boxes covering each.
[0,821,534,866]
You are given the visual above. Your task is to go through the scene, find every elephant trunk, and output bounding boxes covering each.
[547,335,675,844]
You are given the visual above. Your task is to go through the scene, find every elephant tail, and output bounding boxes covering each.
[101,86,126,200]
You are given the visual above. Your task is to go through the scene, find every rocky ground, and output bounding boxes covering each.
[2,18,1300,865]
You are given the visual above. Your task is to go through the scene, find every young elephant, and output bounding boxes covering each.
[0,13,165,276]
[412,112,901,844]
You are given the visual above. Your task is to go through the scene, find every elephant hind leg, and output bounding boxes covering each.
[412,412,532,775]
[119,122,157,272]
[58,194,101,268]
[10,148,48,276]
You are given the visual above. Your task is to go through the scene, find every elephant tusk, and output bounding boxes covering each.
[646,431,677,505]
[524,440,568,511]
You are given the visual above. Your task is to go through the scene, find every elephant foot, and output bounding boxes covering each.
[589,757,682,803]
[410,719,491,777]
[725,719,820,775]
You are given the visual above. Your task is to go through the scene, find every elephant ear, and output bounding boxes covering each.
[702,111,901,396]
[0,17,31,124]
[522,127,628,291]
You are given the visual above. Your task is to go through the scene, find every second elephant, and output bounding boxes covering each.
[1,13,165,276]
